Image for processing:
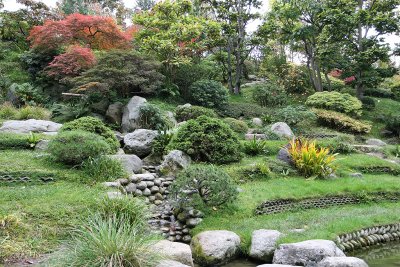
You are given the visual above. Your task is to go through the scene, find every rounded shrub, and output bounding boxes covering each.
[138,104,170,131]
[168,115,243,164]
[223,118,249,135]
[175,104,217,122]
[252,82,287,107]
[360,96,376,111]
[60,116,120,153]
[272,105,316,127]
[48,130,111,165]
[306,91,362,116]
[188,79,228,109]
[169,165,238,210]
[313,109,371,134]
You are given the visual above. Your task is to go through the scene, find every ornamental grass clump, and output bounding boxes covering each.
[287,138,337,179]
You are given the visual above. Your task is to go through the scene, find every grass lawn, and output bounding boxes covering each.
[0,150,106,263]
[192,152,400,254]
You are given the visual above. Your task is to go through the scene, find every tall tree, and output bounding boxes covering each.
[321,0,400,98]
[133,0,220,82]
[206,0,261,94]
[135,0,156,11]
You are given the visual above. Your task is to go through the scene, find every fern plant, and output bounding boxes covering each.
[287,138,337,179]
[243,137,268,156]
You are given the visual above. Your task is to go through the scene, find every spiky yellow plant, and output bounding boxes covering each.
[288,138,337,178]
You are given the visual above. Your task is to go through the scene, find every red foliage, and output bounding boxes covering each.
[344,76,356,84]
[329,69,343,78]
[45,45,96,80]
[28,13,132,50]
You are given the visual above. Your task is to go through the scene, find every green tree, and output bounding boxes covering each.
[206,0,261,94]
[321,0,400,98]
[133,0,220,82]
[135,0,155,11]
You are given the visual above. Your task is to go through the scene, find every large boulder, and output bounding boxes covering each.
[257,265,296,267]
[109,154,142,174]
[106,102,124,125]
[316,257,368,267]
[273,240,345,267]
[0,119,62,134]
[123,129,158,158]
[121,96,147,133]
[151,240,194,266]
[191,230,241,266]
[34,140,50,151]
[252,118,263,127]
[270,122,294,139]
[366,138,387,147]
[250,230,282,262]
[155,260,191,267]
[158,150,191,175]
[277,144,292,164]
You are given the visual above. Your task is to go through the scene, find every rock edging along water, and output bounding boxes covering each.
[336,223,400,252]
[255,192,400,215]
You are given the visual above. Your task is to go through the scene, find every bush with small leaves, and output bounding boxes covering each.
[272,105,316,127]
[151,130,173,156]
[385,114,400,137]
[364,88,394,98]
[17,106,51,120]
[168,115,242,164]
[188,79,228,109]
[138,104,170,131]
[391,82,400,100]
[169,165,238,210]
[48,130,111,165]
[252,82,287,107]
[317,134,355,154]
[306,91,362,116]
[360,96,376,110]
[217,102,270,119]
[0,103,18,119]
[82,156,128,182]
[61,116,120,153]
[223,118,249,135]
[0,133,32,150]
[313,109,371,134]
[175,105,217,122]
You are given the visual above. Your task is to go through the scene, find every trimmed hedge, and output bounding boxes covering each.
[188,79,228,109]
[168,115,243,164]
[223,118,249,134]
[60,116,120,153]
[0,133,31,150]
[175,105,217,122]
[313,109,371,134]
[306,91,362,116]
[48,130,111,165]
[217,102,270,119]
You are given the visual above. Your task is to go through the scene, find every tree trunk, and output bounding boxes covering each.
[233,0,245,95]
[324,72,331,91]
[356,0,364,99]
[227,37,234,93]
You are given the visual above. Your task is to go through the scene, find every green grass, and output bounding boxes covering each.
[193,152,400,254]
[0,150,106,263]
[362,97,400,137]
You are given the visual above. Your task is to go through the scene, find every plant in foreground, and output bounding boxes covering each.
[243,137,268,156]
[287,138,337,179]
[65,214,161,267]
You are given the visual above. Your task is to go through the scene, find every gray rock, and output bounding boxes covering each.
[191,230,241,266]
[123,129,158,158]
[349,173,363,178]
[273,240,345,266]
[102,182,120,188]
[152,240,194,266]
[245,134,267,140]
[91,99,109,115]
[366,138,387,147]
[271,122,294,139]
[316,257,368,267]
[143,188,151,196]
[277,144,292,165]
[250,230,282,262]
[134,189,143,196]
[114,131,124,143]
[257,265,296,267]
[131,173,155,181]
[125,183,137,193]
[136,181,147,190]
[35,140,50,151]
[155,260,191,267]
[0,119,62,134]
[159,150,191,175]
[252,118,263,127]
[106,102,124,125]
[121,96,147,133]
[186,218,203,228]
[166,111,177,127]
[107,191,123,199]
[110,154,142,174]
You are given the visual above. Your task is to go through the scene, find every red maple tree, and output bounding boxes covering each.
[28,13,132,50]
[45,45,96,80]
